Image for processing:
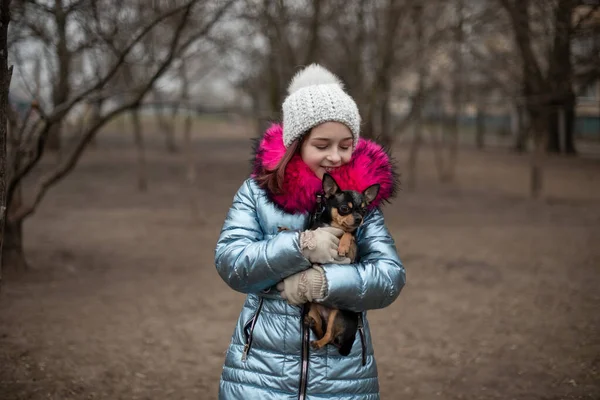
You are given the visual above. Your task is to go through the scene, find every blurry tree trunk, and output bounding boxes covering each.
[501,0,550,196]
[430,0,463,183]
[47,0,72,155]
[407,4,425,190]
[513,102,528,152]
[407,96,423,191]
[3,192,27,271]
[442,0,463,183]
[530,116,547,198]
[337,0,367,116]
[130,108,148,192]
[180,62,199,221]
[88,99,103,148]
[431,113,446,179]
[261,0,295,119]
[546,0,577,154]
[475,105,485,149]
[0,0,10,280]
[303,0,322,64]
[363,0,402,144]
[266,51,282,119]
[547,97,576,154]
[153,90,178,153]
[501,0,577,160]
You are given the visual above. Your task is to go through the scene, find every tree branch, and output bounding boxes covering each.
[9,0,238,223]
[40,0,199,124]
[574,4,599,31]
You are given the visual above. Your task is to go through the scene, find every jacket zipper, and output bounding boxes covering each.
[358,313,367,366]
[298,304,310,400]
[241,297,264,362]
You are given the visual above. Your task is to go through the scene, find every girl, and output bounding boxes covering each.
[215,64,405,400]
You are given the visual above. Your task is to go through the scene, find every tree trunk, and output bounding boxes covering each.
[153,91,178,153]
[0,0,11,282]
[407,104,422,191]
[88,99,104,148]
[475,106,485,149]
[2,181,28,271]
[2,218,27,271]
[130,108,148,192]
[180,62,199,222]
[407,3,424,190]
[530,129,545,198]
[513,103,528,152]
[547,100,576,154]
[431,114,447,180]
[546,0,576,154]
[442,0,463,183]
[47,1,71,154]
[378,89,392,147]
[528,111,548,198]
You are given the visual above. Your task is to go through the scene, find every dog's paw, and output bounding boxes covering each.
[337,241,350,257]
[310,340,323,350]
[304,314,314,327]
[338,232,353,257]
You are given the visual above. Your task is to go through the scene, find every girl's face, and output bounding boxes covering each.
[300,122,354,179]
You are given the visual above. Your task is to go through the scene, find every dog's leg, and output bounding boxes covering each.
[306,305,324,338]
[310,309,338,349]
[338,232,354,257]
[346,237,357,261]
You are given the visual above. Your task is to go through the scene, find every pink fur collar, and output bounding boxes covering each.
[252,124,398,214]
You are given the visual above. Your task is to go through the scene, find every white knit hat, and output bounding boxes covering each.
[282,64,361,148]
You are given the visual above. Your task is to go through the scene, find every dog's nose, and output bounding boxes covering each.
[354,215,362,225]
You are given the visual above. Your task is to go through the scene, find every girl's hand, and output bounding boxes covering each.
[276,266,325,305]
[300,227,352,265]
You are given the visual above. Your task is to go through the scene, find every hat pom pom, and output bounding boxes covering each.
[287,64,344,94]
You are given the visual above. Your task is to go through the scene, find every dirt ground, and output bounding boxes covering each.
[1,119,599,400]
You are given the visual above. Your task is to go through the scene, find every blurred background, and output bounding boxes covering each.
[0,0,599,399]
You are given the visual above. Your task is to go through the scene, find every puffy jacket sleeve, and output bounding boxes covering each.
[319,208,405,312]
[214,179,311,293]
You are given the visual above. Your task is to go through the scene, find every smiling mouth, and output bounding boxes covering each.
[323,166,340,173]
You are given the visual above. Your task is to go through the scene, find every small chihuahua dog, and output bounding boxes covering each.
[305,173,380,356]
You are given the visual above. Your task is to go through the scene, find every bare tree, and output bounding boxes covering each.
[406,3,425,190]
[498,0,580,196]
[3,0,238,270]
[0,0,12,283]
[179,61,200,222]
[152,87,179,153]
[499,0,582,155]
[443,0,464,182]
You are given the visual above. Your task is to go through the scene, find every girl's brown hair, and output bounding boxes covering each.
[254,136,304,195]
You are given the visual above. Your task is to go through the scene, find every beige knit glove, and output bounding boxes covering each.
[276,266,326,305]
[300,227,352,265]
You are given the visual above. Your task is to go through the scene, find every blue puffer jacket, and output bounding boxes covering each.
[214,125,405,400]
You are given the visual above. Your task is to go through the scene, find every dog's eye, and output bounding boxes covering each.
[339,205,350,214]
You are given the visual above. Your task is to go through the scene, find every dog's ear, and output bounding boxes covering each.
[362,184,380,205]
[322,173,340,198]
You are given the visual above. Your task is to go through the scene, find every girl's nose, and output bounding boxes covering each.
[327,150,341,163]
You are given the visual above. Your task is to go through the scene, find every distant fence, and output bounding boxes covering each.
[423,113,600,140]
[9,96,600,140]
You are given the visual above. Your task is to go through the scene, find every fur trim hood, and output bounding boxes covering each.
[252,124,398,214]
